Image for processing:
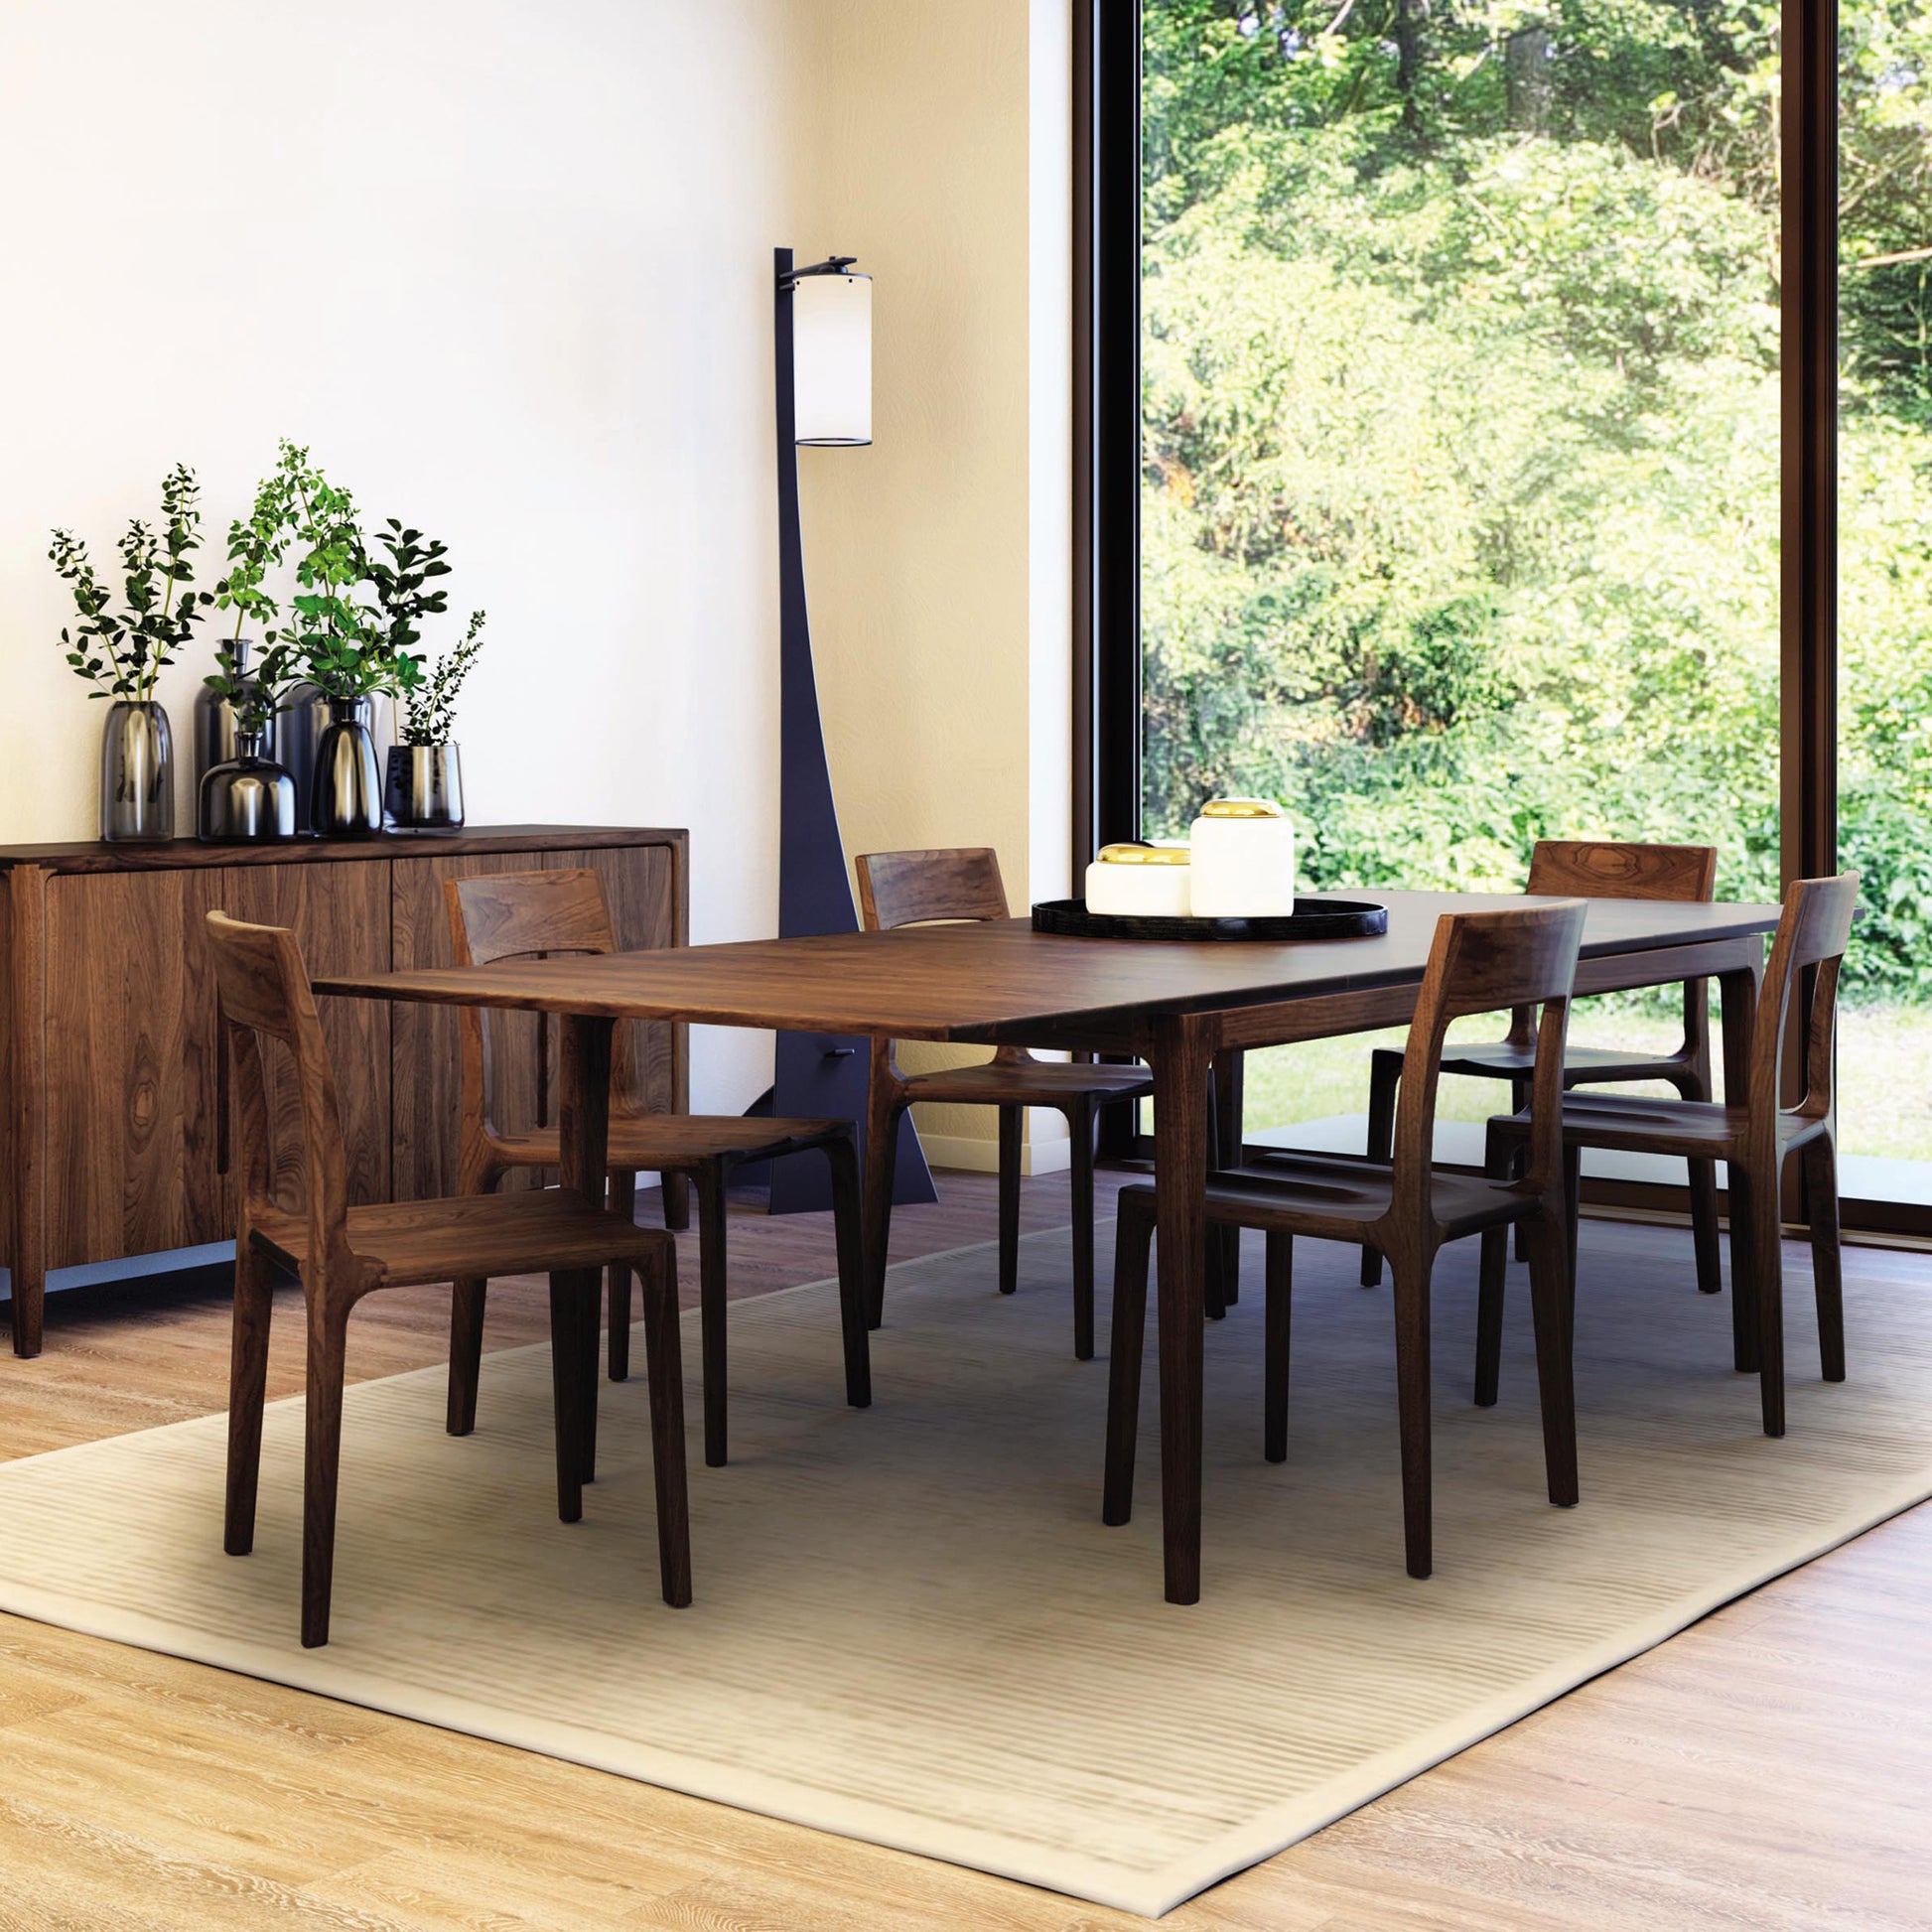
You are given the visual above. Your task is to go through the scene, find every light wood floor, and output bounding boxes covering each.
[2,1173,1929,1931]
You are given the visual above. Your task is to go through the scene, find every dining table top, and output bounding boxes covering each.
[312,888,1785,1041]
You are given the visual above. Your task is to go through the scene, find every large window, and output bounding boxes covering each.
[1081,2,1932,1230]
[1837,0,1932,1210]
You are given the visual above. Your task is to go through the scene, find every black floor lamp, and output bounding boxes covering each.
[764,246,935,1214]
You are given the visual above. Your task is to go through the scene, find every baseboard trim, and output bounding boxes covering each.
[918,1133,1071,1177]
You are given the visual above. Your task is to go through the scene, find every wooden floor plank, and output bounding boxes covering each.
[2,1171,1929,1929]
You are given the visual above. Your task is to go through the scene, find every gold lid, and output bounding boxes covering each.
[1199,797,1284,819]
[1097,842,1190,866]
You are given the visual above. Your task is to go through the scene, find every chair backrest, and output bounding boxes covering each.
[1509,839,1717,1052]
[445,868,636,1143]
[855,848,1010,931]
[1749,873,1860,1130]
[1527,839,1718,902]
[206,909,354,1272]
[1393,899,1587,1223]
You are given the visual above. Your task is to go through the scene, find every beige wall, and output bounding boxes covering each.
[789,0,1072,1168]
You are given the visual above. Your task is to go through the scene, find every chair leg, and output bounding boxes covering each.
[446,1280,488,1437]
[638,1241,692,1607]
[1474,1121,1512,1408]
[823,1134,873,1410]
[1511,1074,1532,1264]
[696,1162,730,1468]
[1069,1097,1097,1361]
[660,1170,691,1232]
[1264,1232,1292,1463]
[864,1078,903,1330]
[606,1168,637,1383]
[1688,1156,1724,1295]
[1804,1136,1846,1384]
[1475,1227,1507,1409]
[997,1105,1023,1297]
[1360,1050,1400,1287]
[224,1242,277,1557]
[548,1268,597,1523]
[1563,1145,1582,1324]
[1672,1068,1724,1296]
[300,1290,353,1650]
[1726,1163,1763,1375]
[1389,1252,1435,1579]
[1102,1198,1156,1527]
[1521,1209,1579,1508]
[1747,1156,1785,1438]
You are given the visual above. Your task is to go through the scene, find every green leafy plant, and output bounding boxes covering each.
[276,442,425,704]
[202,639,298,742]
[50,464,206,701]
[401,610,486,746]
[206,466,296,646]
[365,518,453,659]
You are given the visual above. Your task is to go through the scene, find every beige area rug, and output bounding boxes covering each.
[0,1222,1929,1917]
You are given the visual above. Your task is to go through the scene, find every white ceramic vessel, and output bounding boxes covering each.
[1186,798,1297,916]
[1084,841,1193,916]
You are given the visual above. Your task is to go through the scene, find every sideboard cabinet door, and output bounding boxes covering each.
[43,869,225,1268]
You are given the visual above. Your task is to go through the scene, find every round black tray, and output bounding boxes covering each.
[1031,896,1388,942]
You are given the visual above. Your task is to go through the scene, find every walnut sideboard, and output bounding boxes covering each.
[0,825,688,1356]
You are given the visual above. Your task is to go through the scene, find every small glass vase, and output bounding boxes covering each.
[198,729,297,843]
[99,699,175,843]
[311,697,384,839]
[384,743,465,831]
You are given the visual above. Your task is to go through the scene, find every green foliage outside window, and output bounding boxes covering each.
[1142,0,1932,1000]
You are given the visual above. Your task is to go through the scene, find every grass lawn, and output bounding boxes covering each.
[1234,998,1932,1169]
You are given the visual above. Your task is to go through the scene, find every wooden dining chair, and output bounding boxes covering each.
[207,909,691,1649]
[1106,898,1588,1582]
[855,847,1154,1359]
[444,869,870,1469]
[1480,873,1859,1441]
[1361,840,1722,1297]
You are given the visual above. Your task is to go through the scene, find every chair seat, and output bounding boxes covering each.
[1126,1156,1533,1244]
[1490,1091,1828,1162]
[490,1112,849,1173]
[251,1187,672,1289]
[900,1059,1152,1109]
[1404,1039,1696,1084]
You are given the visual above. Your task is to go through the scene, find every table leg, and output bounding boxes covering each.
[1207,1048,1245,1310]
[862,1039,899,1328]
[559,1015,616,1492]
[1152,1010,1216,1606]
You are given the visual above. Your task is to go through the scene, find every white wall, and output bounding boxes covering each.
[0,0,803,1111]
[0,0,1073,1140]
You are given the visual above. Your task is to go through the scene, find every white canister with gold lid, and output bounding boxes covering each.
[1084,841,1192,916]
[1186,798,1296,916]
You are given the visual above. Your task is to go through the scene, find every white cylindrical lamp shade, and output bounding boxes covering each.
[793,271,872,446]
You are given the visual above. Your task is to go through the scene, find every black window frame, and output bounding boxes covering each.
[1073,1,1924,1239]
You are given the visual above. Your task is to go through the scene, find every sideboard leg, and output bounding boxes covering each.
[8,1263,43,1358]
[7,865,48,1358]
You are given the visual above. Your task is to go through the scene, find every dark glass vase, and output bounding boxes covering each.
[311,697,383,839]
[384,743,465,830]
[281,684,393,833]
[198,729,297,843]
[99,700,175,843]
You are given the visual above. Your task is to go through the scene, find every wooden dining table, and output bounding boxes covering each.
[314,887,1781,1605]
